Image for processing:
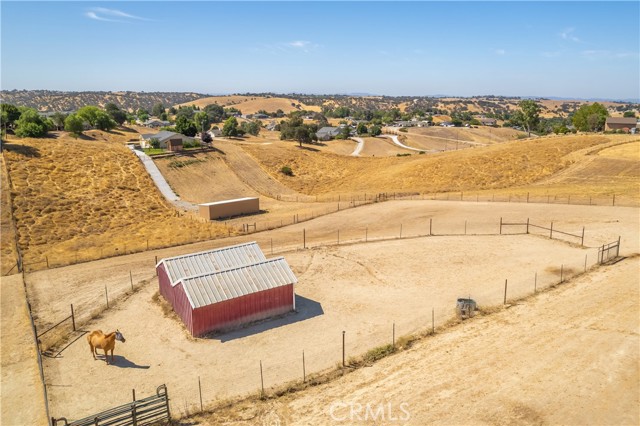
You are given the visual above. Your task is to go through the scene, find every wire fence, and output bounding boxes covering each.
[6,190,636,276]
[161,244,614,419]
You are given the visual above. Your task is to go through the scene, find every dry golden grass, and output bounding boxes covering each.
[240,134,638,197]
[2,131,229,270]
[1,155,19,274]
[176,95,321,113]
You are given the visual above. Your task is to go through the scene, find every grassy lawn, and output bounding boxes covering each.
[143,148,166,155]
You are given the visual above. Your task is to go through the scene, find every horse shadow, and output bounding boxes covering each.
[97,354,150,369]
[211,295,324,343]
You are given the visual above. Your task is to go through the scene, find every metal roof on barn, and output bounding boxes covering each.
[180,258,298,308]
[158,242,267,286]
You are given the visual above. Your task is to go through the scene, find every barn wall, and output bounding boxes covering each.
[191,284,294,336]
[157,264,174,306]
[172,283,195,335]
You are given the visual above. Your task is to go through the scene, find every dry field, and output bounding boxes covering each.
[240,134,639,196]
[0,155,19,274]
[35,200,639,421]
[176,95,321,114]
[1,131,229,269]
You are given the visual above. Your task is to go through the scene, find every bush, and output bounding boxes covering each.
[280,166,293,176]
[399,128,408,133]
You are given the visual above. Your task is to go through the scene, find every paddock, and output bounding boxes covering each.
[30,200,639,420]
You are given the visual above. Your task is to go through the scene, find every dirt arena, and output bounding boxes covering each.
[31,200,638,420]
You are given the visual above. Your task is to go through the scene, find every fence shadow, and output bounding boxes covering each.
[214,295,324,343]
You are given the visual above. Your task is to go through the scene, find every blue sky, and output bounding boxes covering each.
[2,1,639,100]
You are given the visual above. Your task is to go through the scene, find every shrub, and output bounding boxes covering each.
[281,166,293,176]
[399,128,408,133]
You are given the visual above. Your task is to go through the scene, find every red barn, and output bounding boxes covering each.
[156,242,297,336]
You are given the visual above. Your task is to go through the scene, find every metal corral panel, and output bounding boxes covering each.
[180,258,297,309]
[158,241,267,286]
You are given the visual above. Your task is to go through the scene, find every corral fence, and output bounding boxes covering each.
[34,216,594,356]
[51,384,170,426]
[598,237,621,264]
[499,217,586,246]
[9,190,635,275]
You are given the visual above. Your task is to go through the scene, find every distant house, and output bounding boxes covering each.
[605,117,638,132]
[395,121,415,127]
[440,121,455,127]
[140,131,193,151]
[316,126,342,141]
[144,119,171,128]
[479,117,497,126]
[265,122,278,131]
[208,128,222,138]
[253,113,270,120]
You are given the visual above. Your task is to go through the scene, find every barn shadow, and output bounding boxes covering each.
[212,295,324,343]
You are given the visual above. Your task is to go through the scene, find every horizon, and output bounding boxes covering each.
[2,1,639,100]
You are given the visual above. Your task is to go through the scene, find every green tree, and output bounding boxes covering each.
[1,104,21,133]
[241,120,261,136]
[339,126,351,139]
[572,103,608,132]
[105,103,127,125]
[623,111,636,118]
[175,116,197,137]
[76,106,102,128]
[64,113,85,137]
[193,111,210,134]
[137,108,150,122]
[149,138,160,149]
[50,112,68,130]
[152,103,165,117]
[176,106,195,121]
[356,123,368,135]
[14,108,48,138]
[204,103,225,123]
[369,125,382,136]
[512,100,541,136]
[222,116,239,137]
[95,111,116,131]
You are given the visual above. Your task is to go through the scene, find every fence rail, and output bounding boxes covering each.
[500,217,585,246]
[598,237,621,264]
[51,384,170,426]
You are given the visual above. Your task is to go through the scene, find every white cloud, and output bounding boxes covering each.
[494,49,506,55]
[560,27,581,42]
[85,7,152,23]
[541,51,562,58]
[288,40,310,48]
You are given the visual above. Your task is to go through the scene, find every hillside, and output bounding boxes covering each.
[176,95,322,114]
[1,130,229,269]
[238,134,639,195]
[0,90,209,112]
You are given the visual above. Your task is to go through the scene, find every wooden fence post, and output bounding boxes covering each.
[581,227,585,247]
[429,218,432,236]
[560,264,564,283]
[198,376,203,412]
[526,218,530,234]
[260,360,264,398]
[130,271,134,291]
[302,350,306,383]
[105,286,109,309]
[503,279,508,305]
[70,304,76,331]
[550,222,553,239]
[534,272,537,293]
[432,308,435,334]
[499,217,503,235]
[584,254,587,272]
[342,331,346,367]
[303,229,306,249]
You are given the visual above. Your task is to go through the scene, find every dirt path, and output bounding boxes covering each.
[350,137,364,157]
[199,256,640,425]
[0,274,49,426]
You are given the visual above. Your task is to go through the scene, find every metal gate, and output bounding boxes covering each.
[52,384,170,426]
[598,237,621,264]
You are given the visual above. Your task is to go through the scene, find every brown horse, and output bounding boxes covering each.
[87,330,126,364]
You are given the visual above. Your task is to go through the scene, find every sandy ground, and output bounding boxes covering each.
[205,255,639,425]
[0,274,48,425]
[27,201,638,421]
